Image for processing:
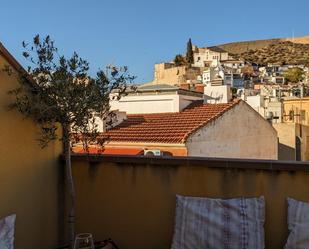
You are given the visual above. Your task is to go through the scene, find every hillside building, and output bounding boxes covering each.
[145,63,203,87]
[192,46,229,67]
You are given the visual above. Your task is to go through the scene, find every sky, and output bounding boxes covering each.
[1,0,308,83]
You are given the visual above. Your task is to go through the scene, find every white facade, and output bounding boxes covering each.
[244,94,283,124]
[266,100,283,123]
[202,66,225,85]
[193,48,229,68]
[204,85,232,104]
[245,95,265,116]
[221,60,245,70]
[110,93,203,114]
[202,69,214,84]
[186,101,278,160]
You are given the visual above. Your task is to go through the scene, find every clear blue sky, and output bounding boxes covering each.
[1,0,308,83]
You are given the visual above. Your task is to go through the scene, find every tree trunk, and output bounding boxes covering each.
[63,127,76,249]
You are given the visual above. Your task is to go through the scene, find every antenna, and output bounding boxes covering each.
[292,29,295,53]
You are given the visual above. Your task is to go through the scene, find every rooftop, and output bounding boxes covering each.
[207,46,228,53]
[124,83,204,98]
[101,99,240,144]
[196,46,228,53]
[137,84,179,91]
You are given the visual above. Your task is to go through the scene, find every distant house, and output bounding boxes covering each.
[202,63,244,89]
[76,98,278,160]
[193,46,229,67]
[271,76,285,84]
[221,59,245,72]
[224,73,244,89]
[202,66,224,86]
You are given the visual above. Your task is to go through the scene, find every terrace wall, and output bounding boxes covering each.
[71,154,309,249]
[0,51,63,249]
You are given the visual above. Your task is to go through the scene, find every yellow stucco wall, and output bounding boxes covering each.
[153,63,187,85]
[150,63,202,86]
[281,99,309,161]
[283,98,309,125]
[71,158,309,249]
[273,123,297,160]
[0,54,63,248]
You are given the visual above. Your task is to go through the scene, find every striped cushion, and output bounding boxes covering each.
[0,214,16,249]
[171,195,265,249]
[285,198,309,249]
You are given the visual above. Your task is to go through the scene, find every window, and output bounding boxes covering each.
[300,110,306,121]
[296,136,301,161]
[289,110,294,121]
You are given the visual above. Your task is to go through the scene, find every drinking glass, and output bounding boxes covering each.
[74,233,95,249]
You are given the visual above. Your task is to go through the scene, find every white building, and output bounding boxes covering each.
[193,46,229,68]
[202,64,225,85]
[245,95,265,117]
[204,85,232,104]
[110,84,203,114]
[221,60,245,71]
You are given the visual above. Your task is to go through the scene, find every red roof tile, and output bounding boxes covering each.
[77,147,144,155]
[100,99,241,144]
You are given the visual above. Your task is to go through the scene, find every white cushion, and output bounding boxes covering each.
[0,214,16,249]
[284,198,309,249]
[171,195,265,249]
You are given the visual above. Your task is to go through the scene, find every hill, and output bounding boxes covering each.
[217,38,281,54]
[216,35,309,54]
[215,36,309,66]
[283,36,309,44]
[234,41,309,66]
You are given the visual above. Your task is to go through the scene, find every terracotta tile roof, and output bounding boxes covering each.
[101,99,241,144]
[76,147,143,155]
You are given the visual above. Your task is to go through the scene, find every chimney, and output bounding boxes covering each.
[180,83,190,90]
[95,110,127,132]
[195,84,204,93]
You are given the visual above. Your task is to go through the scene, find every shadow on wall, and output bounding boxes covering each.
[70,155,309,249]
[278,143,295,161]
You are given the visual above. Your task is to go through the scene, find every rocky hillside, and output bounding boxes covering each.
[233,41,309,66]
[215,36,309,66]
[216,35,309,54]
[283,36,309,44]
[217,38,281,54]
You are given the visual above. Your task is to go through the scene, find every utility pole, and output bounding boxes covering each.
[292,29,295,54]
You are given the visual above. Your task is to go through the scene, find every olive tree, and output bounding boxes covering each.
[7,35,134,248]
[284,67,304,83]
[173,54,187,66]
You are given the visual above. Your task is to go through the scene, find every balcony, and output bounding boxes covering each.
[64,154,309,249]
